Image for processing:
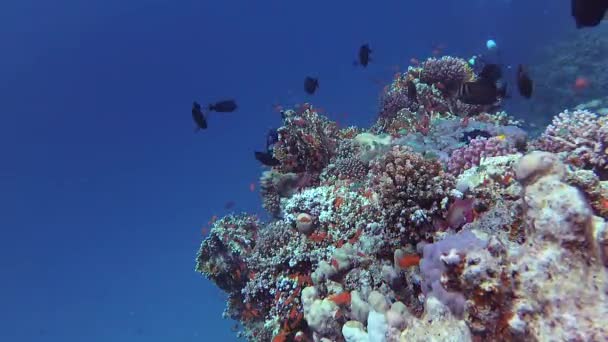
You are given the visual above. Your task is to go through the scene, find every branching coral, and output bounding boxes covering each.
[534,109,608,175]
[447,136,517,176]
[367,145,454,244]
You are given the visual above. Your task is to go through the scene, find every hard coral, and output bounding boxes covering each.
[273,104,340,175]
[534,109,608,175]
[447,136,516,176]
[368,145,454,239]
[196,214,259,292]
[419,56,475,86]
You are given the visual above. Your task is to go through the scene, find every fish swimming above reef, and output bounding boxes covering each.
[254,129,281,166]
[517,64,533,99]
[407,80,417,103]
[460,129,492,142]
[571,0,608,28]
[355,44,372,67]
[304,77,319,95]
[192,101,208,131]
[266,128,279,151]
[457,64,507,105]
[254,151,280,167]
[208,100,238,112]
[458,79,507,105]
[478,63,502,83]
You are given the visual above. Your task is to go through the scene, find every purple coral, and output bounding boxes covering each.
[419,230,488,317]
[448,137,516,175]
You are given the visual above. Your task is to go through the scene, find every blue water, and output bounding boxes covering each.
[0,1,575,341]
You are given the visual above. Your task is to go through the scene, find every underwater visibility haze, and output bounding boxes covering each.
[2,0,608,341]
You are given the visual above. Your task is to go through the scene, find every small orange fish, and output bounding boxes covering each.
[574,76,590,90]
[328,291,351,306]
[398,254,421,268]
[410,57,420,66]
[249,183,256,192]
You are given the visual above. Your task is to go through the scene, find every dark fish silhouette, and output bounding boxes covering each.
[304,77,319,95]
[254,151,280,166]
[192,101,207,131]
[407,80,417,102]
[458,79,507,105]
[266,128,279,151]
[571,0,608,28]
[478,64,502,83]
[460,129,492,142]
[208,100,238,112]
[356,44,372,67]
[516,64,533,99]
[458,63,507,105]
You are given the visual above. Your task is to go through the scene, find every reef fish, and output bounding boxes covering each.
[457,64,507,105]
[266,128,279,151]
[254,151,280,167]
[208,100,238,112]
[192,101,208,130]
[407,80,417,102]
[571,0,608,28]
[478,63,502,83]
[458,79,507,105]
[304,77,319,95]
[517,64,533,99]
[356,44,372,67]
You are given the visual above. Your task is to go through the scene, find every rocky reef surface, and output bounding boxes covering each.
[195,56,608,342]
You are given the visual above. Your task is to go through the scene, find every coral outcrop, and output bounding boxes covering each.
[194,55,608,342]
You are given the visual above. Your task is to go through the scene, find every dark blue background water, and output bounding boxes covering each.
[0,1,572,341]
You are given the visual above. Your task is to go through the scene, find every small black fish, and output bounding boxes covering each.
[266,128,279,152]
[254,151,280,166]
[478,63,502,83]
[356,44,372,67]
[516,64,533,99]
[571,0,608,28]
[192,101,207,131]
[460,129,492,142]
[208,100,238,112]
[458,79,507,105]
[407,80,417,102]
[304,77,319,95]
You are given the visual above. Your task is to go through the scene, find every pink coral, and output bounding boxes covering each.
[534,109,608,173]
[448,137,516,175]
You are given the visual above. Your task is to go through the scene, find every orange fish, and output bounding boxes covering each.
[328,291,351,306]
[398,254,421,268]
[249,183,256,192]
[574,76,590,90]
[410,57,420,66]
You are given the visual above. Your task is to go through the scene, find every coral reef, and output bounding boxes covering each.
[195,55,608,342]
[533,109,608,177]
